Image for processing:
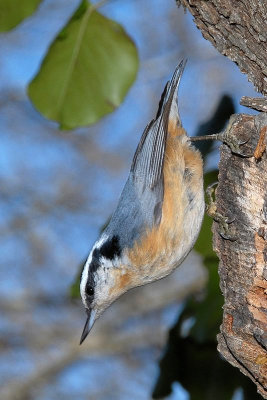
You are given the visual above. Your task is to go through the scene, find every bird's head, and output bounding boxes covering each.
[79,234,133,344]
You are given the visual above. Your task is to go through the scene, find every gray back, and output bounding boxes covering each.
[104,61,186,250]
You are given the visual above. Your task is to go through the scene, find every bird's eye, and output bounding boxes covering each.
[86,285,94,296]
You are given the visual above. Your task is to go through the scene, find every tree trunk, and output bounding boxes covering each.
[176,0,267,396]
[177,0,267,95]
[213,113,267,398]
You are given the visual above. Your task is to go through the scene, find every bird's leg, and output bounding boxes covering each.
[190,132,224,142]
[205,182,237,241]
[190,117,252,157]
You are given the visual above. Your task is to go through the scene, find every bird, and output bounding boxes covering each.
[80,60,205,344]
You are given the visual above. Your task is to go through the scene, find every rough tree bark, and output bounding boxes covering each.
[177,0,267,95]
[176,0,267,397]
[214,114,267,398]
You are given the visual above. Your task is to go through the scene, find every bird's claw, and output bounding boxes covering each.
[220,118,253,157]
[205,183,237,241]
[222,133,251,157]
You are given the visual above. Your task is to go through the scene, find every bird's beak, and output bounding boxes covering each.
[80,308,96,345]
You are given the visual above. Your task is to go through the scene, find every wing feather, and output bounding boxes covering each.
[131,59,186,190]
[104,61,187,247]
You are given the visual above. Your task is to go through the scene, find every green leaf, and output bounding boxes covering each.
[28,0,139,129]
[0,0,41,32]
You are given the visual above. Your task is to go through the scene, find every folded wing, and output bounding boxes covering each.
[104,61,186,249]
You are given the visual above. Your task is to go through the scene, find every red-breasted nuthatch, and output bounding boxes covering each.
[80,60,204,344]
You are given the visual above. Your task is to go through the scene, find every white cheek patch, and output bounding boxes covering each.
[95,266,116,305]
[99,256,114,269]
[99,248,127,270]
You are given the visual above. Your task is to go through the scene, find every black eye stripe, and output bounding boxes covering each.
[89,249,101,274]
[99,235,121,260]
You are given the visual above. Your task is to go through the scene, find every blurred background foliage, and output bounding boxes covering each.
[0,0,260,399]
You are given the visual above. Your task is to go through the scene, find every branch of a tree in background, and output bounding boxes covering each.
[1,326,166,400]
[0,254,206,400]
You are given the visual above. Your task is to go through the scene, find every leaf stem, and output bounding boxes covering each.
[91,0,110,11]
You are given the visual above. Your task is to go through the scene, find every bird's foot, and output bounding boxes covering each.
[206,183,237,241]
[219,116,252,157]
[190,115,253,157]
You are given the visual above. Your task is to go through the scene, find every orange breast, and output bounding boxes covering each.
[127,124,203,276]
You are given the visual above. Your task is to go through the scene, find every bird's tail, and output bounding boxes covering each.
[155,59,187,136]
[130,61,187,190]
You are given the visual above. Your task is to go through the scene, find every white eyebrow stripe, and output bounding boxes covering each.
[80,234,108,305]
[95,234,108,249]
[80,251,92,305]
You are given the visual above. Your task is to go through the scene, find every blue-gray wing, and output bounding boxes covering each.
[131,60,185,190]
[104,61,186,250]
